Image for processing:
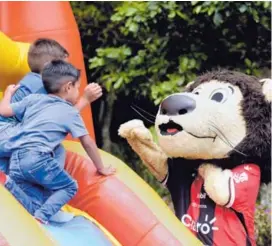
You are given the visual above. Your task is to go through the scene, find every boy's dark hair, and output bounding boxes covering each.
[28,38,69,74]
[42,60,81,94]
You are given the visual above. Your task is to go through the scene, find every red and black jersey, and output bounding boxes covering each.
[163,159,260,246]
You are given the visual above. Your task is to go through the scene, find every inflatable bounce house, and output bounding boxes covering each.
[0,2,202,246]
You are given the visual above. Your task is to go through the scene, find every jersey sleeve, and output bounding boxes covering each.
[10,95,32,121]
[67,112,89,138]
[225,164,260,212]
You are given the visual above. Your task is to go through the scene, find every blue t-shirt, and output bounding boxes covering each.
[5,94,88,153]
[0,72,46,124]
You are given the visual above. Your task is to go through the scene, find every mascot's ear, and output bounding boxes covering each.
[260,78,272,102]
[183,81,195,92]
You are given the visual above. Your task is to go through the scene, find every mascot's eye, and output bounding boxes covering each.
[211,92,224,102]
[192,89,201,95]
[209,88,231,103]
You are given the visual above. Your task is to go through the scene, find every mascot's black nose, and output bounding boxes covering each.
[160,94,196,115]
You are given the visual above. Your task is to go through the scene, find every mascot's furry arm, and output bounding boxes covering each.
[198,164,232,206]
[118,119,168,182]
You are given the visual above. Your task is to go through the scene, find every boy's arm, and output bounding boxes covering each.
[11,85,31,103]
[79,135,115,175]
[0,84,20,117]
[68,113,115,176]
[75,83,102,111]
[79,135,104,170]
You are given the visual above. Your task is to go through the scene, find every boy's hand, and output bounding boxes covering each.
[97,166,116,176]
[83,83,102,103]
[5,84,20,96]
[0,84,19,117]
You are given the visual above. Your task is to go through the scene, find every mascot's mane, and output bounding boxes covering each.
[187,69,271,183]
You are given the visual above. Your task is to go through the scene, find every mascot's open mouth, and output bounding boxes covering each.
[159,121,183,135]
[159,120,217,140]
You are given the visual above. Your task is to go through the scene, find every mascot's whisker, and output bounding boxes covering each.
[130,105,155,124]
[208,122,247,157]
[131,104,156,119]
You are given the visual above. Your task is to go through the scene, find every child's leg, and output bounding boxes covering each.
[4,178,42,215]
[0,138,11,174]
[0,122,18,172]
[53,144,66,169]
[0,157,9,173]
[15,151,78,223]
[33,161,78,223]
[0,172,68,223]
[4,152,47,215]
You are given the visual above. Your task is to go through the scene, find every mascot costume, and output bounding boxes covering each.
[119,70,271,246]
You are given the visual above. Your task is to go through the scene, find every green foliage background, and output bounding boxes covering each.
[71,2,271,245]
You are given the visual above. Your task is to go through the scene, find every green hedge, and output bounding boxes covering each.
[255,204,271,246]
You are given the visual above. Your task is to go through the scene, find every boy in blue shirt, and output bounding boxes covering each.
[0,60,115,224]
[0,38,102,173]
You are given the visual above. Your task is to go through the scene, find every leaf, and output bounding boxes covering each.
[134,15,145,23]
[111,14,122,22]
[176,10,189,21]
[264,1,270,9]
[113,77,124,90]
[150,10,158,18]
[179,57,189,72]
[96,48,105,57]
[246,68,251,74]
[188,59,197,69]
[123,47,132,56]
[154,98,161,105]
[252,68,261,77]
[194,5,202,14]
[126,7,138,16]
[129,22,139,33]
[89,57,105,69]
[245,58,252,67]
[168,10,176,19]
[213,12,223,26]
[191,1,199,6]
[260,16,270,30]
[251,8,260,23]
[105,79,113,92]
[239,5,247,13]
[208,6,215,16]
[106,50,120,59]
[178,75,185,85]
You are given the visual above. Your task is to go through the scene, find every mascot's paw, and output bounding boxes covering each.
[198,163,231,206]
[118,120,152,141]
[198,163,216,179]
[118,119,145,138]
